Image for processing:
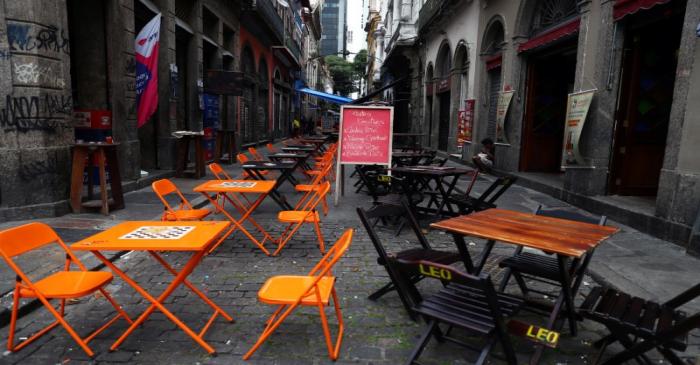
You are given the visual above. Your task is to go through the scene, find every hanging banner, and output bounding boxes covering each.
[135,14,161,128]
[456,99,475,151]
[561,89,595,169]
[495,90,514,143]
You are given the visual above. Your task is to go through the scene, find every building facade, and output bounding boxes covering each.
[0,0,312,221]
[320,0,347,57]
[373,0,700,252]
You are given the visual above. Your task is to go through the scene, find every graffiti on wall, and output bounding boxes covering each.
[0,94,73,133]
[13,62,65,88]
[7,23,70,54]
[19,159,58,181]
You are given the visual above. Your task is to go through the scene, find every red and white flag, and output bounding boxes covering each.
[135,14,161,128]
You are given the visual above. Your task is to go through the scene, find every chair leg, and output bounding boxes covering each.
[656,346,686,365]
[368,281,396,301]
[475,336,496,365]
[274,222,305,256]
[513,272,530,296]
[317,288,345,360]
[313,219,326,254]
[243,303,298,360]
[406,320,437,365]
[7,285,20,351]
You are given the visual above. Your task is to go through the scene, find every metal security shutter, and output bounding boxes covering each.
[487,67,502,139]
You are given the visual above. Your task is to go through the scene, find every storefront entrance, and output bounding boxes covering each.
[609,3,684,196]
[521,42,577,172]
[437,91,451,151]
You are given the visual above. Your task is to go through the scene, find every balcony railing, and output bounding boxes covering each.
[241,0,285,44]
[417,0,460,34]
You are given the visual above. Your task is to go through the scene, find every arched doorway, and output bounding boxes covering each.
[241,46,256,144]
[436,43,452,151]
[520,0,579,172]
[257,58,270,142]
[481,18,505,140]
[425,63,434,148]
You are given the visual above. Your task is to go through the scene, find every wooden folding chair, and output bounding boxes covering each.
[449,174,517,214]
[243,229,354,361]
[357,200,462,320]
[498,206,607,334]
[389,257,523,365]
[152,179,211,221]
[0,223,133,357]
[275,181,331,255]
[580,283,700,365]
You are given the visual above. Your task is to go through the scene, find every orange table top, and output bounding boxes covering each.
[71,221,231,251]
[430,209,619,258]
[193,180,276,194]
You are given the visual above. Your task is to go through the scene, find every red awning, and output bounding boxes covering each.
[485,54,502,71]
[518,18,581,53]
[613,0,672,20]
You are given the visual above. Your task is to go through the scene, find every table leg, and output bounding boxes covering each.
[474,240,495,275]
[528,255,579,364]
[91,251,218,354]
[434,175,459,216]
[451,234,475,273]
[70,147,88,213]
[221,192,275,243]
[201,192,273,255]
[148,251,234,322]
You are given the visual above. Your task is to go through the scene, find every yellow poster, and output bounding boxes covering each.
[496,90,514,144]
[561,89,595,169]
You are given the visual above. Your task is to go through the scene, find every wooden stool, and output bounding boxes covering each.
[175,134,206,178]
[70,143,124,215]
[214,130,236,164]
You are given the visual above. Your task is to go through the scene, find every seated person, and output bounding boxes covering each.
[472,138,495,171]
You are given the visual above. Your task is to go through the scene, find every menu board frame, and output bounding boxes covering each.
[337,105,394,166]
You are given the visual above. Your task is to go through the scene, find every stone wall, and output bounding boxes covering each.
[0,0,73,220]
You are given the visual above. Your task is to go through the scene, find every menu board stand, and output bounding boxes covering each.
[335,105,394,205]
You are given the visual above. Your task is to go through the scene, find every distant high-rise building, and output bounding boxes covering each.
[320,0,347,57]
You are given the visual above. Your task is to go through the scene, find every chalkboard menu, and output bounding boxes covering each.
[338,105,393,165]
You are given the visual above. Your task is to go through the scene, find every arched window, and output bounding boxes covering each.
[482,19,505,56]
[531,0,578,35]
[436,43,452,78]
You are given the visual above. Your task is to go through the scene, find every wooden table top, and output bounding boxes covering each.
[193,180,276,194]
[393,166,473,177]
[72,221,231,252]
[430,209,619,258]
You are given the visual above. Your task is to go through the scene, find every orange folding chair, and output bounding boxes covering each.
[0,223,133,357]
[152,179,211,221]
[208,162,253,209]
[294,163,333,215]
[266,143,279,154]
[248,147,265,161]
[243,229,354,361]
[275,181,331,255]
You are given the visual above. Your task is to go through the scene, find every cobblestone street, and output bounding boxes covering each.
[2,163,699,364]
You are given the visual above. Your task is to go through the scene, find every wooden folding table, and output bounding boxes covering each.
[194,180,277,255]
[431,209,619,364]
[71,221,233,354]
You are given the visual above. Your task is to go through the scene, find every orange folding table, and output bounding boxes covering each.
[71,221,233,354]
[194,180,277,255]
